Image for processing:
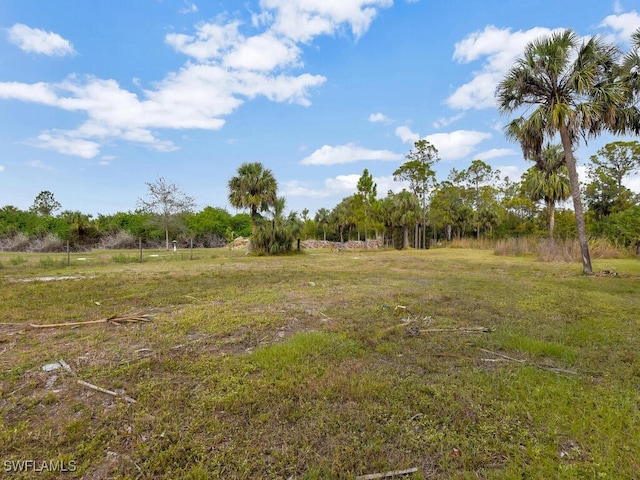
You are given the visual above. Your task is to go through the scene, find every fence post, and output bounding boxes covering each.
[67,241,70,266]
[139,237,143,263]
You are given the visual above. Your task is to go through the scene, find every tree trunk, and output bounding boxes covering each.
[403,226,410,249]
[559,125,592,274]
[165,229,169,250]
[547,198,555,239]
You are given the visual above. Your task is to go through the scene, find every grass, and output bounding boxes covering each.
[1,246,639,478]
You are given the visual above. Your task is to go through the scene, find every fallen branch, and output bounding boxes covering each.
[77,379,137,404]
[28,314,153,330]
[420,326,492,333]
[478,348,579,375]
[356,468,418,480]
[478,348,525,363]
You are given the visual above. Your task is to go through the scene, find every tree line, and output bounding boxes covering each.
[1,138,637,254]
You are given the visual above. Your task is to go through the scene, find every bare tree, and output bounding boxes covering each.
[137,177,196,250]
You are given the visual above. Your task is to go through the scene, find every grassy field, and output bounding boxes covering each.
[1,246,639,479]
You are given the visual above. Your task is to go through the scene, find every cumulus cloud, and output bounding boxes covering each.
[474,148,517,161]
[395,125,420,144]
[32,132,101,159]
[624,174,640,193]
[495,165,522,182]
[284,173,398,199]
[433,112,465,129]
[446,25,554,110]
[368,112,388,123]
[300,143,403,165]
[424,130,492,160]
[262,0,393,42]
[600,8,640,44]
[1,1,392,158]
[179,1,198,14]
[28,160,55,171]
[7,24,76,56]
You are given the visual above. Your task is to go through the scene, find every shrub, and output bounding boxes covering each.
[10,256,26,265]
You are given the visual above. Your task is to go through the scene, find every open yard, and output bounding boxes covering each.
[1,247,639,479]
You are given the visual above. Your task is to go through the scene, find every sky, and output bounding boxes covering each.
[1,0,640,217]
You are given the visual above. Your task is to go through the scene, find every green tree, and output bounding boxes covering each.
[331,197,357,243]
[453,160,500,239]
[497,29,639,273]
[393,139,439,248]
[386,190,420,249]
[228,162,278,235]
[30,191,61,216]
[251,197,298,254]
[314,208,331,241]
[584,166,638,220]
[356,168,377,246]
[521,144,571,238]
[137,176,196,250]
[590,141,640,188]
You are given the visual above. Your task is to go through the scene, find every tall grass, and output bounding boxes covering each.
[494,237,630,261]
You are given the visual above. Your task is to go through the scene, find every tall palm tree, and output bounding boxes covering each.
[228,162,278,235]
[314,208,331,241]
[389,190,421,249]
[497,29,638,274]
[521,144,571,238]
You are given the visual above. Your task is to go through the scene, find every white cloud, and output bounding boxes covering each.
[7,23,76,56]
[224,33,302,71]
[395,125,419,144]
[600,9,640,44]
[474,148,517,161]
[300,143,403,165]
[495,165,522,182]
[261,0,394,42]
[179,1,198,14]
[0,165,5,172]
[369,112,388,123]
[424,130,492,160]
[0,81,59,104]
[446,25,554,110]
[32,132,101,159]
[165,22,243,62]
[432,112,465,129]
[623,174,640,193]
[285,173,398,199]
[28,160,55,171]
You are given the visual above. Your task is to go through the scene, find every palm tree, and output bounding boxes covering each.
[497,29,638,274]
[389,190,421,249]
[521,144,571,238]
[227,162,278,235]
[314,208,331,241]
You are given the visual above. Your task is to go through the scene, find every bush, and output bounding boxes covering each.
[10,256,26,265]
[28,233,65,253]
[97,231,139,249]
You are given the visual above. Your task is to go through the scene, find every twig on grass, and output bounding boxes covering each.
[356,467,418,480]
[28,314,153,329]
[478,348,579,375]
[420,326,493,333]
[77,379,137,404]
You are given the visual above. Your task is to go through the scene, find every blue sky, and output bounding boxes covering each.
[1,0,639,217]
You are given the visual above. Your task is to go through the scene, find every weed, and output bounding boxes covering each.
[10,255,26,265]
